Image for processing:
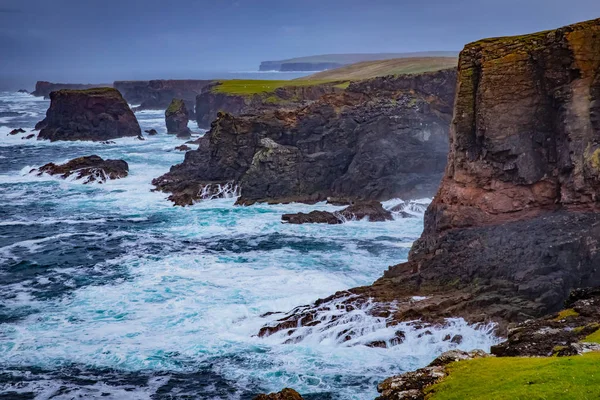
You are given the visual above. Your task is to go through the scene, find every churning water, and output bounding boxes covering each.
[0,92,499,399]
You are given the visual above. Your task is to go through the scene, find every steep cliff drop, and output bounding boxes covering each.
[258,18,600,341]
[36,88,142,141]
[154,69,456,206]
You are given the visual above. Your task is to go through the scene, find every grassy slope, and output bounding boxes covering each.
[265,52,458,64]
[297,57,458,80]
[426,352,600,400]
[211,79,344,95]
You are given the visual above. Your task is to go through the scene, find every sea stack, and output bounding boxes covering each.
[37,88,141,142]
[165,98,192,138]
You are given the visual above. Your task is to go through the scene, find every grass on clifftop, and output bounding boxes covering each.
[297,57,458,80]
[211,79,343,95]
[426,352,600,400]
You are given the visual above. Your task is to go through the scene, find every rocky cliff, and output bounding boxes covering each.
[113,79,213,117]
[31,81,111,98]
[195,81,345,128]
[165,98,191,138]
[258,18,600,339]
[37,88,141,141]
[154,68,456,206]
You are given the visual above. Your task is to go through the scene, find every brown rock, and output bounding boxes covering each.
[175,145,191,152]
[37,88,141,141]
[253,388,303,400]
[9,128,26,135]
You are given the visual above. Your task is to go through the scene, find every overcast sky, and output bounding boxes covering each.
[1,0,599,89]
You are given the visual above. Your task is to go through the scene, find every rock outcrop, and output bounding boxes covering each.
[31,81,110,98]
[282,201,393,224]
[8,128,26,135]
[257,18,600,338]
[195,82,346,129]
[113,80,213,118]
[155,69,456,206]
[32,155,128,184]
[36,88,141,141]
[253,388,303,400]
[165,99,191,138]
[145,129,158,136]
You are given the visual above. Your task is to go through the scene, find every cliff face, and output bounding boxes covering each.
[31,81,111,99]
[257,19,600,341]
[165,99,191,138]
[113,80,213,117]
[195,82,345,128]
[370,18,600,323]
[37,88,141,141]
[154,69,456,206]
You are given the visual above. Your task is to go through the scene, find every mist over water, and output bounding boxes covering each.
[0,92,499,399]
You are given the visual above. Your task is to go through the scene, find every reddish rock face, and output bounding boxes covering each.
[37,88,141,142]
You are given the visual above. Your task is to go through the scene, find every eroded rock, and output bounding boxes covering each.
[253,388,303,400]
[281,201,393,224]
[165,98,191,138]
[33,155,129,184]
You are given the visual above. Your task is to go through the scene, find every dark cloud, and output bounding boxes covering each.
[1,0,599,90]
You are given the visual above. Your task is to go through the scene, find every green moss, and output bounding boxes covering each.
[426,352,600,400]
[333,81,350,89]
[582,328,600,344]
[553,308,579,321]
[211,79,339,95]
[590,149,600,171]
[58,87,117,95]
[263,95,282,104]
[166,98,185,115]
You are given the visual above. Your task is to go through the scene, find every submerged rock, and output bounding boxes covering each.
[253,388,303,400]
[175,145,191,152]
[145,129,158,135]
[33,155,129,184]
[8,128,26,135]
[281,201,393,224]
[36,88,141,141]
[17,89,29,94]
[165,98,191,138]
[22,134,35,140]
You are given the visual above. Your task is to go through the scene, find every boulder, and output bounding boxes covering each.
[22,134,35,140]
[37,88,141,141]
[253,388,303,400]
[281,201,393,224]
[33,155,128,184]
[145,129,158,135]
[165,98,191,138]
[8,128,26,135]
[175,145,191,151]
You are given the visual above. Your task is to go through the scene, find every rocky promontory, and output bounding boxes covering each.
[33,155,129,184]
[258,18,600,339]
[36,88,142,142]
[31,81,111,98]
[282,201,393,224]
[154,68,456,206]
[165,98,191,138]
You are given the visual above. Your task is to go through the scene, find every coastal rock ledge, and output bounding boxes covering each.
[258,18,600,340]
[36,88,141,142]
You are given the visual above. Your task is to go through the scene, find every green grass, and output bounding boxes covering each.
[211,79,344,95]
[166,98,185,114]
[426,352,600,400]
[297,57,457,81]
[553,308,580,321]
[583,328,600,343]
[265,52,458,64]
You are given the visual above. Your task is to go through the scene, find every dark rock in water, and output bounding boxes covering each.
[145,129,158,135]
[186,137,203,144]
[175,145,191,152]
[9,128,26,135]
[156,69,456,206]
[282,210,342,225]
[491,288,600,357]
[33,155,129,184]
[282,201,392,224]
[136,134,145,141]
[165,98,191,138]
[22,134,35,140]
[31,81,111,98]
[37,88,141,142]
[253,388,304,400]
[17,89,29,94]
[100,140,116,145]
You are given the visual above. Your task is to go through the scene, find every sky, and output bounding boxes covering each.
[1,0,599,89]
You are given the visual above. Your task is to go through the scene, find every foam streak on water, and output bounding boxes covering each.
[0,91,498,399]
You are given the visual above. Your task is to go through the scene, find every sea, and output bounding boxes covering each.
[0,87,499,399]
